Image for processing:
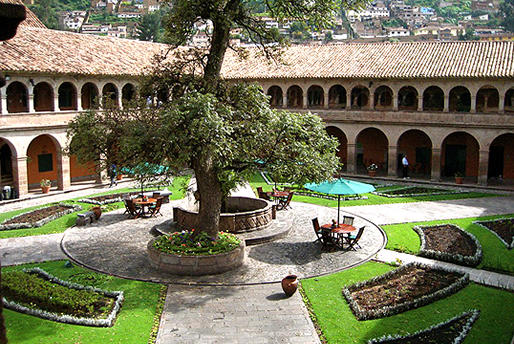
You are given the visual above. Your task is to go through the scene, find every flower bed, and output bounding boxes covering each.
[0,204,82,230]
[368,309,480,344]
[78,192,140,205]
[473,217,514,249]
[413,224,482,267]
[342,263,469,320]
[153,230,241,256]
[2,268,123,327]
[373,186,465,198]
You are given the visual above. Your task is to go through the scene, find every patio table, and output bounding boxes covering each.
[321,223,356,248]
[133,197,157,217]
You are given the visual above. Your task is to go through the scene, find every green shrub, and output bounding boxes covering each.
[153,230,240,255]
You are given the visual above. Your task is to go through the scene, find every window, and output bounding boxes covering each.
[38,153,53,172]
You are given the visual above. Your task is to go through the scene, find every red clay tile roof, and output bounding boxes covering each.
[1,26,513,79]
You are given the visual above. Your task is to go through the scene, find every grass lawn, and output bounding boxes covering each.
[301,261,514,344]
[248,173,497,208]
[383,214,514,275]
[0,175,191,239]
[3,260,165,344]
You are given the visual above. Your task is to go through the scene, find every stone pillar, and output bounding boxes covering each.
[302,93,308,109]
[57,153,71,190]
[117,90,123,110]
[369,91,374,110]
[12,156,28,196]
[417,95,423,112]
[443,95,449,112]
[28,86,35,113]
[282,94,287,108]
[393,94,398,111]
[346,143,356,174]
[77,91,83,111]
[431,147,441,181]
[324,91,329,109]
[470,95,476,113]
[387,145,398,177]
[498,94,505,113]
[54,94,60,112]
[478,149,489,185]
[1,88,8,114]
[346,91,352,110]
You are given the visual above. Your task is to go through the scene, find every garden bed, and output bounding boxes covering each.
[2,268,123,327]
[413,224,482,266]
[373,186,465,198]
[368,309,480,344]
[78,192,140,205]
[473,217,514,249]
[342,263,469,320]
[0,204,82,230]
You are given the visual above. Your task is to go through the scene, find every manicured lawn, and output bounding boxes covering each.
[301,261,514,344]
[248,173,497,207]
[0,175,191,239]
[383,214,514,275]
[3,260,165,344]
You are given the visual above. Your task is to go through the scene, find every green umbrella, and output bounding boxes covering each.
[304,178,375,224]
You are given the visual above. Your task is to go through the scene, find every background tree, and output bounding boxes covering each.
[29,0,58,29]
[136,11,163,42]
[500,0,514,32]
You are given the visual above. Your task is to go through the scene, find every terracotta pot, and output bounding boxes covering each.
[455,177,463,184]
[91,206,102,220]
[41,185,50,194]
[368,170,377,177]
[281,275,299,297]
[116,174,123,180]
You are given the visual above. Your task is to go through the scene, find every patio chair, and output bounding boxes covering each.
[124,199,141,219]
[312,218,332,248]
[148,197,163,217]
[277,191,293,210]
[346,226,365,250]
[342,216,355,226]
[257,186,271,200]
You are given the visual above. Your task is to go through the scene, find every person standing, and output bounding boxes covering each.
[402,155,409,179]
[109,163,117,187]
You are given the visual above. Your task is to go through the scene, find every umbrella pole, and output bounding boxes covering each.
[337,195,341,224]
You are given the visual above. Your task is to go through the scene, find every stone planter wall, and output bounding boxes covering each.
[147,238,245,275]
[173,197,273,233]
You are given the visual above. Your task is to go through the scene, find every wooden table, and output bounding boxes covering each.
[271,191,289,203]
[133,198,157,217]
[321,223,356,248]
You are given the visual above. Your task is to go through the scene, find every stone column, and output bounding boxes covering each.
[1,88,8,114]
[393,94,398,111]
[282,93,287,108]
[324,91,329,109]
[346,91,352,110]
[387,145,398,177]
[498,94,505,113]
[56,154,71,190]
[28,86,35,113]
[470,95,476,113]
[478,149,489,185]
[12,156,28,196]
[346,143,356,174]
[369,91,374,110]
[117,90,123,110]
[443,95,449,112]
[431,147,441,181]
[302,93,308,109]
[77,91,83,111]
[54,94,60,112]
[417,95,423,112]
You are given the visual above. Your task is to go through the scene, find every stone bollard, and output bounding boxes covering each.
[272,205,277,219]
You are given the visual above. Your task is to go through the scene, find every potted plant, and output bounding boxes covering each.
[367,163,378,177]
[455,172,464,184]
[90,205,102,220]
[40,179,51,193]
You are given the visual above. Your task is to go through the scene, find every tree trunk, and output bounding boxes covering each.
[0,259,7,344]
[193,155,223,238]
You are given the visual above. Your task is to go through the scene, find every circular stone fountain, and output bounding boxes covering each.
[173,196,273,233]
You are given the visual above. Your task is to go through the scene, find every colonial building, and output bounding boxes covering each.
[1,8,513,197]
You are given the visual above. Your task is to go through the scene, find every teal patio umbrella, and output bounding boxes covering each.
[304,178,375,224]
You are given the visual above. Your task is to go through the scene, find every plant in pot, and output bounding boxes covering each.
[90,205,102,220]
[367,163,378,177]
[455,172,464,184]
[40,179,51,193]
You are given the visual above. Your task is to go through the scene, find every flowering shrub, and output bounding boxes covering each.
[367,163,378,171]
[153,230,241,255]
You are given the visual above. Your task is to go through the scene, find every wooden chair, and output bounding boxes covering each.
[277,192,293,210]
[342,216,355,226]
[124,199,141,219]
[312,218,332,248]
[257,186,271,200]
[149,197,163,217]
[346,226,365,250]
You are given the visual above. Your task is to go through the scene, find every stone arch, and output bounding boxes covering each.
[449,86,471,112]
[423,86,444,111]
[505,88,514,113]
[328,85,346,109]
[476,86,499,113]
[441,131,479,181]
[102,83,119,108]
[6,81,28,113]
[351,86,369,109]
[397,129,432,178]
[26,134,62,189]
[33,82,54,112]
[398,86,418,111]
[325,126,347,170]
[307,85,324,108]
[356,127,388,174]
[374,85,393,110]
[58,82,77,110]
[122,83,136,106]
[267,85,283,107]
[0,137,17,193]
[488,133,514,183]
[287,85,303,108]
[81,82,99,110]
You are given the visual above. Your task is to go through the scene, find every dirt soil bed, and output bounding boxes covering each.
[423,224,477,257]
[475,219,513,249]
[3,205,72,225]
[382,187,452,196]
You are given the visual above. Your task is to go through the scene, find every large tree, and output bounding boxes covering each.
[68,0,365,237]
[500,0,514,32]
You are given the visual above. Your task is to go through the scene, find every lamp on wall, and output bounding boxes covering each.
[4,75,10,81]
[368,81,373,88]
[29,78,35,86]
